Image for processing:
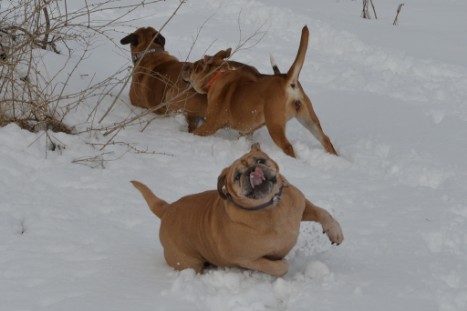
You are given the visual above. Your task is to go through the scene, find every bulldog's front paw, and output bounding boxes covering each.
[322,217,344,245]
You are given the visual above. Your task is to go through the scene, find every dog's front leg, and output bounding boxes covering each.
[240,257,288,277]
[191,115,223,136]
[185,115,202,133]
[302,199,343,245]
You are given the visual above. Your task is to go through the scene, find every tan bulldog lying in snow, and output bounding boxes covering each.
[131,143,343,276]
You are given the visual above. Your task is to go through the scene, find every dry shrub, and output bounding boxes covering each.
[0,0,163,135]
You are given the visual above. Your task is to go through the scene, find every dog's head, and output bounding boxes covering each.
[181,48,232,94]
[120,27,166,53]
[217,143,284,209]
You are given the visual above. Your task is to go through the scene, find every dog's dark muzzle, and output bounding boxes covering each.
[243,166,277,199]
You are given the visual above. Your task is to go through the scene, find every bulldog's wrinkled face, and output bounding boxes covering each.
[120,27,166,53]
[181,48,232,94]
[218,144,282,206]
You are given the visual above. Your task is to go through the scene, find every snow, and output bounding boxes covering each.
[1,0,467,310]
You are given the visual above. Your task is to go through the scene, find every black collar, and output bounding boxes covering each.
[132,47,165,63]
[225,185,284,211]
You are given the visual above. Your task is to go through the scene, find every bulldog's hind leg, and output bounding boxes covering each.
[240,257,288,277]
[164,249,206,274]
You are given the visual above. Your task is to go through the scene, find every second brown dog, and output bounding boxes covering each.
[181,26,337,157]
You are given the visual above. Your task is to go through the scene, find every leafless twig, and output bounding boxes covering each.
[361,0,377,20]
[370,0,378,19]
[393,3,404,26]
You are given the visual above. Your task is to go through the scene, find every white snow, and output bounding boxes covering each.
[1,0,467,310]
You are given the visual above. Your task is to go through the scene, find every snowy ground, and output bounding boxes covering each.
[1,0,467,310]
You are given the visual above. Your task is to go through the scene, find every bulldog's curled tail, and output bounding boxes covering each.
[131,180,168,218]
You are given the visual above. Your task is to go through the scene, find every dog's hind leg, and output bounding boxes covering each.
[163,248,206,274]
[240,257,288,276]
[295,97,337,155]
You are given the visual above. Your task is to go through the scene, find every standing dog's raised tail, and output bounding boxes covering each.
[131,181,169,218]
[286,26,309,84]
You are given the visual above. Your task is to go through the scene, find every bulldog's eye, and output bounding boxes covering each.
[256,158,266,165]
[234,172,241,181]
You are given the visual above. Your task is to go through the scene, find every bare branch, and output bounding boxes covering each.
[370,0,378,19]
[393,3,404,26]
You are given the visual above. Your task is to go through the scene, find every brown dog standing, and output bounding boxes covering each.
[121,27,261,132]
[131,143,343,276]
[181,26,337,157]
[120,27,207,132]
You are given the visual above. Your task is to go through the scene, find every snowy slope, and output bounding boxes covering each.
[1,0,467,310]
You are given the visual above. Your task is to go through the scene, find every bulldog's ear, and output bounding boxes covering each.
[120,33,138,46]
[251,143,261,152]
[217,167,229,200]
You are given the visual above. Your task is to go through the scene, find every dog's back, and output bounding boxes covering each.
[134,55,195,109]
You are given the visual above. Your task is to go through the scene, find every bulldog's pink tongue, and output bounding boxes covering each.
[250,167,266,188]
